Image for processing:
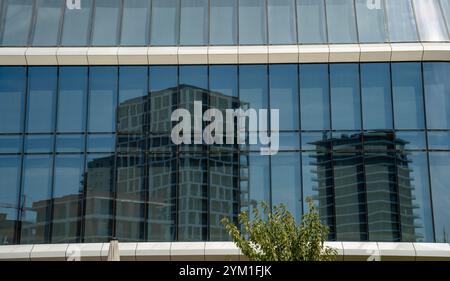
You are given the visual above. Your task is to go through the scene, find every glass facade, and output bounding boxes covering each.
[0,62,449,244]
[3,0,450,46]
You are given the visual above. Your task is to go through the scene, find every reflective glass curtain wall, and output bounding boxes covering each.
[1,63,450,244]
[3,0,450,46]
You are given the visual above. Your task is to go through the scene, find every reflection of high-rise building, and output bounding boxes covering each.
[308,132,421,242]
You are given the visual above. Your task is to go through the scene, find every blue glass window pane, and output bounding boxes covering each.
[361,63,393,130]
[428,132,450,150]
[301,151,334,237]
[278,132,300,151]
[271,152,301,221]
[268,0,296,44]
[395,131,426,150]
[91,0,120,46]
[58,67,87,133]
[0,67,26,133]
[51,154,84,243]
[179,66,208,90]
[180,0,208,45]
[31,0,63,46]
[325,0,357,43]
[355,0,388,43]
[392,63,425,129]
[301,131,331,151]
[0,135,22,154]
[25,135,54,153]
[398,152,434,242]
[440,0,450,35]
[88,67,117,133]
[0,0,33,46]
[26,67,57,133]
[297,0,327,44]
[245,153,270,215]
[20,155,53,244]
[61,0,93,46]
[385,0,419,42]
[240,65,268,110]
[87,134,116,153]
[118,66,148,134]
[330,64,361,130]
[56,134,85,153]
[300,64,330,130]
[239,0,267,45]
[210,0,237,45]
[120,0,151,46]
[151,0,179,46]
[210,65,238,97]
[270,64,299,130]
[178,154,207,241]
[149,66,178,133]
[423,63,450,129]
[0,155,21,244]
[412,0,449,42]
[84,153,114,242]
[429,152,450,242]
[116,153,146,241]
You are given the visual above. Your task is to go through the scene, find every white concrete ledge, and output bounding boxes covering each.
[0,47,28,65]
[117,47,149,65]
[391,43,424,61]
[360,44,392,62]
[135,242,171,261]
[30,244,69,261]
[329,44,360,63]
[3,43,450,66]
[208,46,238,64]
[178,47,208,64]
[57,47,89,65]
[298,45,329,63]
[268,45,299,63]
[0,245,33,261]
[26,47,58,65]
[87,47,119,65]
[0,242,449,261]
[238,46,268,64]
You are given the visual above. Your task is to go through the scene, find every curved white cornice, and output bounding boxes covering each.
[0,43,450,66]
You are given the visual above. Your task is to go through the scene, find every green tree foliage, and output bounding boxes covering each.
[221,197,337,261]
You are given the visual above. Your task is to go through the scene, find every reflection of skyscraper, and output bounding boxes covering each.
[37,84,245,242]
[308,132,421,242]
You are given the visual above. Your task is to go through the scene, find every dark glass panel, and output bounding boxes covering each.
[0,0,33,46]
[0,67,26,133]
[269,64,299,131]
[239,65,268,111]
[0,135,22,154]
[88,67,117,133]
[209,153,239,241]
[395,131,426,151]
[87,134,116,153]
[178,154,207,241]
[55,134,85,153]
[26,67,57,133]
[31,0,64,46]
[83,153,114,242]
[423,63,450,130]
[24,135,54,154]
[148,153,176,241]
[20,155,53,244]
[116,153,146,242]
[0,156,21,245]
[118,67,148,134]
[51,155,84,243]
[271,152,302,222]
[392,63,425,130]
[58,67,88,133]
[300,64,330,130]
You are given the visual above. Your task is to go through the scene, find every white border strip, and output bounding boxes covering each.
[1,43,450,66]
[0,242,449,261]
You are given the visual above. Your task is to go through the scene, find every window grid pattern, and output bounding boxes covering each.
[0,63,449,244]
[1,0,450,47]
